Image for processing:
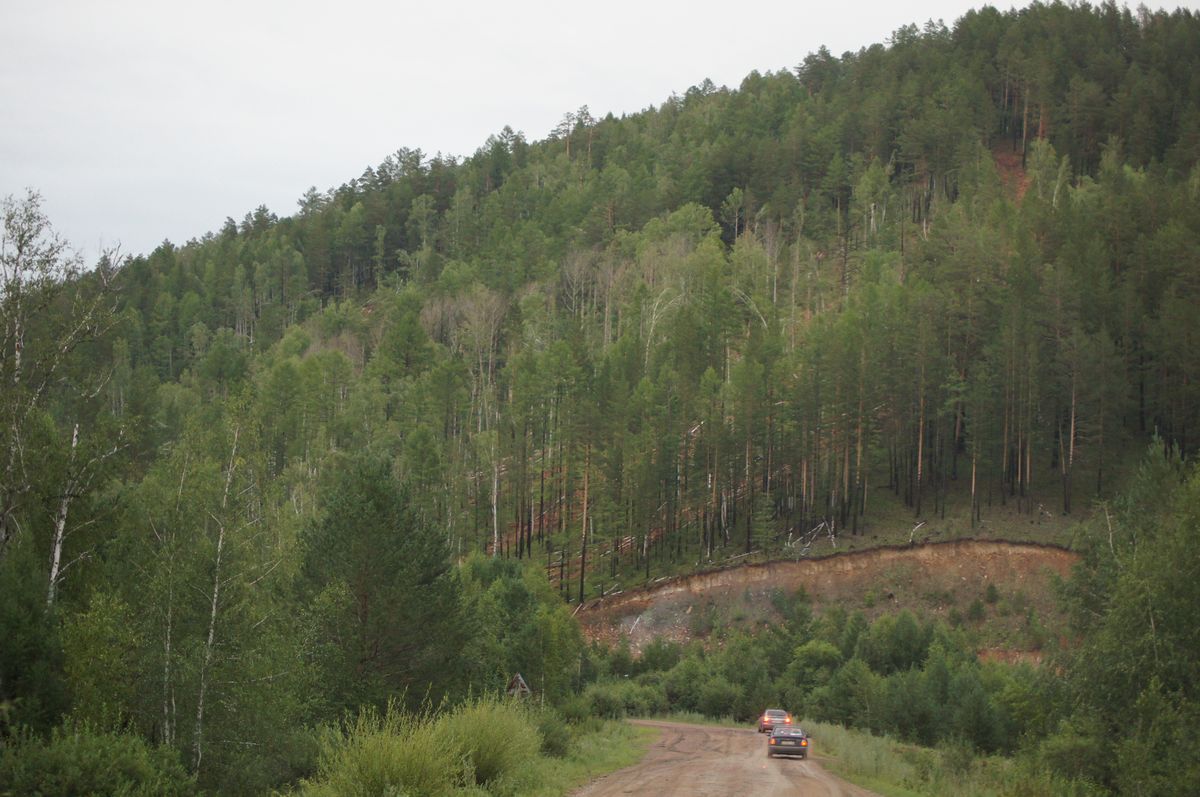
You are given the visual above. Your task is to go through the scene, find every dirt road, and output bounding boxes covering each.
[571,720,880,797]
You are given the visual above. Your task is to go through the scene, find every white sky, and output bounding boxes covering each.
[2,1,1196,260]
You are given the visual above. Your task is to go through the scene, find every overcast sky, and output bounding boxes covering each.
[2,1,1196,261]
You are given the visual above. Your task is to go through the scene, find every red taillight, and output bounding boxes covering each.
[769,738,777,745]
[801,739,808,746]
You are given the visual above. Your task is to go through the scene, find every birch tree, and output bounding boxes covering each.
[1,191,118,561]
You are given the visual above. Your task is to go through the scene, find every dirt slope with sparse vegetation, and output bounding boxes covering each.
[578,540,1077,654]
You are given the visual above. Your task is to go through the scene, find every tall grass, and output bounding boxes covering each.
[294,698,655,797]
[519,722,658,797]
[805,720,1104,797]
[436,697,541,792]
[299,702,465,797]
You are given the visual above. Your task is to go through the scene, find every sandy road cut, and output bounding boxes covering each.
[571,720,881,797]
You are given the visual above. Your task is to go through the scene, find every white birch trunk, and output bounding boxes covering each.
[193,427,238,773]
[46,422,79,607]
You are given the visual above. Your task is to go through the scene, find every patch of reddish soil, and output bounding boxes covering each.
[577,539,1077,655]
[994,145,1030,202]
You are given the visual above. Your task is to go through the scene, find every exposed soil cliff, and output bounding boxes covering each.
[577,540,1078,652]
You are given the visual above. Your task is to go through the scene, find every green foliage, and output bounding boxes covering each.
[635,637,682,674]
[60,592,141,731]
[697,678,742,720]
[301,703,465,797]
[301,452,466,712]
[526,705,572,758]
[0,543,66,733]
[581,679,668,719]
[1051,448,1200,791]
[298,699,646,797]
[435,697,541,790]
[8,6,1200,794]
[458,554,584,703]
[0,724,195,796]
[967,598,987,623]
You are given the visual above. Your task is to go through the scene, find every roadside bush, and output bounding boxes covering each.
[626,682,670,716]
[0,724,195,796]
[527,705,573,758]
[301,703,463,797]
[557,694,591,724]
[947,670,1005,752]
[437,697,541,790]
[583,681,627,719]
[697,678,742,719]
[661,654,706,712]
[1037,716,1110,788]
[583,679,668,719]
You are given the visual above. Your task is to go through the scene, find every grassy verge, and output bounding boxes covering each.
[805,720,1096,797]
[522,720,659,797]
[290,699,658,797]
[641,711,742,728]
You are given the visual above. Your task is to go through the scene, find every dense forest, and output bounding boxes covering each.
[2,2,1200,794]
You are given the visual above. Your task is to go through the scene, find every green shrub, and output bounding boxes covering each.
[436,697,541,790]
[939,737,976,776]
[662,655,706,712]
[1037,718,1109,787]
[527,705,573,758]
[1025,609,1049,649]
[300,703,463,797]
[581,679,668,720]
[697,678,741,719]
[557,694,591,724]
[0,724,195,796]
[583,682,627,719]
[636,638,682,674]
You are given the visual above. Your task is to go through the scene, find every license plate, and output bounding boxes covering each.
[781,740,796,745]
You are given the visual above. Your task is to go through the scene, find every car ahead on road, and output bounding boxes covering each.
[757,708,792,733]
[766,725,810,758]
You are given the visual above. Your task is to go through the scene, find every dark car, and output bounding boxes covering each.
[757,708,792,733]
[766,725,810,758]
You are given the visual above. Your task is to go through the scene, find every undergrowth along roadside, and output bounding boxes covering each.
[287,696,655,797]
[804,720,1102,797]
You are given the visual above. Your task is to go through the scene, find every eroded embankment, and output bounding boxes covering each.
[577,539,1078,650]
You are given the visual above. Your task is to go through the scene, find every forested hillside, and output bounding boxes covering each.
[3,2,1200,794]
